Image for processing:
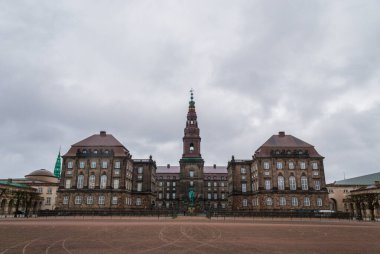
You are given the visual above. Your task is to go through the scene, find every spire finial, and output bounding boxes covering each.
[189,89,195,108]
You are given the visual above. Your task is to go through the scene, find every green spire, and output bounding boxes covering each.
[189,89,195,108]
[53,147,61,179]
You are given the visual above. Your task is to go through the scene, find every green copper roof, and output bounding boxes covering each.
[0,181,33,189]
[333,172,380,185]
[189,89,195,108]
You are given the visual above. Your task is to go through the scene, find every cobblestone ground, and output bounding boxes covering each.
[0,217,379,254]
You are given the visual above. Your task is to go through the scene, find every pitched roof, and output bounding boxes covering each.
[332,172,380,186]
[63,131,129,157]
[156,166,227,174]
[72,132,124,147]
[255,132,323,158]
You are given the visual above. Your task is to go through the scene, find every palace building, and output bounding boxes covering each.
[56,91,329,212]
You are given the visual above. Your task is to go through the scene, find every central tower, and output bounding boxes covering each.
[179,90,205,212]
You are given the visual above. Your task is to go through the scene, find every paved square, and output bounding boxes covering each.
[0,217,379,254]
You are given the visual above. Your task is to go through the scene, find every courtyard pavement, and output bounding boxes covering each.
[0,217,379,254]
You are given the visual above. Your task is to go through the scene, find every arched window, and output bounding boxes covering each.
[89,175,95,189]
[100,175,107,189]
[289,176,296,190]
[77,175,84,189]
[189,143,194,152]
[301,176,308,190]
[278,176,285,190]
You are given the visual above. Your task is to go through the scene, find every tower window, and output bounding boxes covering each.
[189,143,194,152]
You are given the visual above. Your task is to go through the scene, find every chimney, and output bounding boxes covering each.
[213,164,216,169]
[167,164,170,168]
[279,131,285,137]
[100,131,106,136]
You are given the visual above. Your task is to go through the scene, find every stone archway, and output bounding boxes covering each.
[329,198,337,211]
[8,200,14,215]
[1,199,6,215]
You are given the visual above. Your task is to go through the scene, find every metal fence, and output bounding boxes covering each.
[38,209,179,218]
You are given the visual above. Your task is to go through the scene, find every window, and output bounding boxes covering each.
[158,193,162,199]
[277,176,285,190]
[213,182,217,187]
[67,161,73,169]
[166,193,170,199]
[243,199,248,207]
[77,175,84,189]
[264,171,270,176]
[289,162,294,170]
[289,176,296,190]
[66,170,72,176]
[87,196,93,205]
[65,179,71,189]
[214,193,218,200]
[316,198,323,207]
[136,198,142,206]
[75,196,82,205]
[208,182,211,187]
[208,193,211,199]
[266,197,273,206]
[221,193,225,199]
[114,169,120,176]
[91,161,97,169]
[113,179,119,189]
[221,182,224,187]
[276,162,283,170]
[240,168,246,174]
[263,162,270,170]
[159,181,163,187]
[190,181,194,186]
[242,183,247,193]
[189,171,194,178]
[314,180,321,190]
[166,182,170,187]
[300,162,306,170]
[221,203,226,209]
[279,197,286,206]
[265,180,271,190]
[312,162,318,169]
[98,196,105,205]
[173,182,176,187]
[63,196,69,204]
[115,161,121,169]
[301,176,308,190]
[47,187,52,194]
[304,197,310,206]
[89,175,95,189]
[291,197,298,207]
[252,182,255,191]
[189,143,194,152]
[112,197,118,205]
[79,161,85,169]
[138,167,143,174]
[252,198,258,206]
[137,183,142,192]
[46,197,51,205]
[313,171,319,176]
[37,187,43,193]
[172,193,176,199]
[101,161,107,169]
[241,175,246,180]
[100,175,107,189]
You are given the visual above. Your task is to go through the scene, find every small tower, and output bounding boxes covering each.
[53,148,61,179]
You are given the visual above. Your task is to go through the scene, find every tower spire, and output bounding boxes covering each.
[189,89,195,108]
[53,147,61,179]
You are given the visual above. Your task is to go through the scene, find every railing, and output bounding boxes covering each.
[206,210,352,220]
[38,209,179,218]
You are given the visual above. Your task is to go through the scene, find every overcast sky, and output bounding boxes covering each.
[1,0,379,183]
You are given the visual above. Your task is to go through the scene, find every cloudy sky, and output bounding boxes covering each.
[1,0,379,183]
